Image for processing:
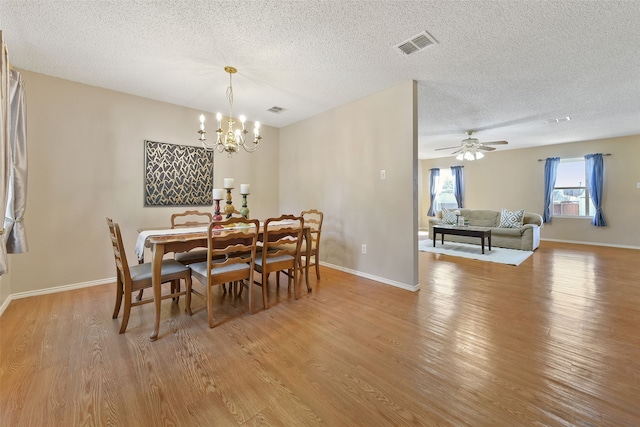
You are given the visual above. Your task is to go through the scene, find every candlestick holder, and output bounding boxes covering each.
[213,198,224,228]
[239,193,250,218]
[224,188,236,218]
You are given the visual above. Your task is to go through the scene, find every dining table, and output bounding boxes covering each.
[135,221,312,340]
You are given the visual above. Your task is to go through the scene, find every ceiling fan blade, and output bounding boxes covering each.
[482,140,509,145]
[435,145,462,151]
[450,148,463,155]
[478,146,496,151]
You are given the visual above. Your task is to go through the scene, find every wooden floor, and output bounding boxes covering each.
[1,241,639,426]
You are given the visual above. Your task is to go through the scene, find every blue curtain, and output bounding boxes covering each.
[585,153,606,226]
[426,168,440,216]
[543,157,560,223]
[451,166,464,208]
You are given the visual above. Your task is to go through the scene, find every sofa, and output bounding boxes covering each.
[428,208,543,251]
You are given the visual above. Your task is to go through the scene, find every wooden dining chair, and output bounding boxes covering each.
[188,217,260,327]
[254,214,304,309]
[106,217,192,334]
[275,209,323,291]
[301,209,324,281]
[171,210,212,265]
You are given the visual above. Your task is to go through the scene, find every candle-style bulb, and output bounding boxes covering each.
[199,114,205,124]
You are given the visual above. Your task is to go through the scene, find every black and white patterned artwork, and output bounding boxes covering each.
[144,140,213,206]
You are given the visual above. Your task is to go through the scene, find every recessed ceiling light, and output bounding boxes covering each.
[545,116,571,124]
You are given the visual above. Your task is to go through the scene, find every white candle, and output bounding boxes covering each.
[240,184,250,195]
[212,188,225,200]
[223,178,234,189]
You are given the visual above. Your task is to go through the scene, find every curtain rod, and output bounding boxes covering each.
[429,166,464,170]
[537,153,611,162]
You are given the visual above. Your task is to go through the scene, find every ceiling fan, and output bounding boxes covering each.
[435,131,509,160]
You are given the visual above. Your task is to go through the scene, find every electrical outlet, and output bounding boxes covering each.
[380,170,386,180]
[637,182,640,189]
[361,244,367,254]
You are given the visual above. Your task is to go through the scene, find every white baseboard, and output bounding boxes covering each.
[320,261,420,292]
[0,277,115,317]
[540,238,640,250]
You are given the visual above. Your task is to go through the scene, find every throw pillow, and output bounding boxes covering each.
[441,208,458,225]
[499,208,524,228]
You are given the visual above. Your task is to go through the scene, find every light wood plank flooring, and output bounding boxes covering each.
[1,241,639,426]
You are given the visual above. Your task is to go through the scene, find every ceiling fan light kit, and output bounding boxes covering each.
[438,131,508,161]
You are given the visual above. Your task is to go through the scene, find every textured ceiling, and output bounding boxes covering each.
[2,0,639,159]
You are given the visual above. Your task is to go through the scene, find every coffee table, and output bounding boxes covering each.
[432,225,492,254]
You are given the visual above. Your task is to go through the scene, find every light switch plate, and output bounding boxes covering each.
[637,182,640,189]
[380,170,386,180]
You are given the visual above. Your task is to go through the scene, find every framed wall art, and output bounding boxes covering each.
[143,140,214,207]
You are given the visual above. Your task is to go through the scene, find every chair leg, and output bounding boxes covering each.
[136,289,144,301]
[315,255,320,279]
[233,281,239,296]
[292,266,299,299]
[112,274,123,319]
[185,276,193,316]
[119,291,133,334]
[207,283,214,328]
[247,276,253,314]
[262,272,269,310]
[172,280,181,303]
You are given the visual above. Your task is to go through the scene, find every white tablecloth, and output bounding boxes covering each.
[134,226,207,261]
[134,220,296,261]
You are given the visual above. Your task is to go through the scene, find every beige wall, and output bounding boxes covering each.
[4,70,280,300]
[280,81,419,289]
[421,135,640,248]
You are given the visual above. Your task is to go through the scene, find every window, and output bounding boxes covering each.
[552,159,595,217]
[434,169,458,211]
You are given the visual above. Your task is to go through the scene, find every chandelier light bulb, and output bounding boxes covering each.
[456,153,464,161]
[476,151,485,159]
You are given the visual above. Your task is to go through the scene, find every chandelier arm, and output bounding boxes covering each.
[197,66,262,156]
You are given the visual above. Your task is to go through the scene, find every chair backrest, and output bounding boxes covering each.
[171,210,213,228]
[205,217,260,280]
[301,209,323,253]
[262,214,304,263]
[106,217,131,285]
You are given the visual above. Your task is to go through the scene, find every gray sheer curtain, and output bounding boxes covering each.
[585,153,606,226]
[0,32,10,274]
[4,68,28,253]
[451,166,464,208]
[426,168,439,216]
[542,157,560,223]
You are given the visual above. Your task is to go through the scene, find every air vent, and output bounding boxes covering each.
[267,106,286,114]
[395,31,437,56]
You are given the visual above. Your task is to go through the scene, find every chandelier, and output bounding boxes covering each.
[456,146,484,161]
[198,66,262,155]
